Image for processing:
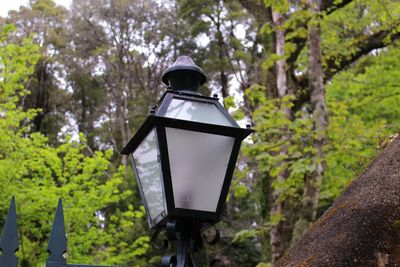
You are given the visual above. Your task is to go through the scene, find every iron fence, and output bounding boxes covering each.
[0,197,119,267]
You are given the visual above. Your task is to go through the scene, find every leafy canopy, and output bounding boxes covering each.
[0,24,150,266]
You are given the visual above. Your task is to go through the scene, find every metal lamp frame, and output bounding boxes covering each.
[121,90,252,229]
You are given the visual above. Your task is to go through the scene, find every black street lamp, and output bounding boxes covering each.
[121,56,252,266]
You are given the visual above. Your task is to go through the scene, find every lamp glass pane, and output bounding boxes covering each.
[164,98,233,126]
[132,129,165,221]
[165,127,235,212]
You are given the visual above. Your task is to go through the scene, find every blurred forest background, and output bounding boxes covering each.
[0,0,400,266]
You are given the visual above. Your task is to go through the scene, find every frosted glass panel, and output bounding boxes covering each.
[132,129,165,221]
[166,128,235,212]
[164,99,233,126]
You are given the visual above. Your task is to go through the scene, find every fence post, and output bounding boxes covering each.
[1,198,119,267]
[0,196,19,267]
[46,199,67,267]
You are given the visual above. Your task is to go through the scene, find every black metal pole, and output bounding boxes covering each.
[175,228,191,267]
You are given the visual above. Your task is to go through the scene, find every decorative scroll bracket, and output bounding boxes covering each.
[155,220,223,267]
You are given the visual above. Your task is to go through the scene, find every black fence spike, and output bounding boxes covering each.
[0,198,120,267]
[0,196,19,267]
[46,199,67,267]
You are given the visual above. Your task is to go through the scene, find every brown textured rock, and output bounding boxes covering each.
[277,134,400,267]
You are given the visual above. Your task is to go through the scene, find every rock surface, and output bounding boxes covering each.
[277,134,400,267]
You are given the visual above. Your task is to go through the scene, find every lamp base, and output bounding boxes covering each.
[152,220,222,267]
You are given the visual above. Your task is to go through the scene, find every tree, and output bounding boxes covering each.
[2,0,400,265]
[67,0,177,165]
[239,0,400,263]
[5,0,70,143]
[0,24,151,266]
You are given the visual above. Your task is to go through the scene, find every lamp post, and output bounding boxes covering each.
[121,56,252,266]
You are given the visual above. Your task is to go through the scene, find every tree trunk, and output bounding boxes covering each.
[302,0,327,222]
[277,134,400,267]
[270,10,291,264]
[216,26,229,99]
[115,93,129,166]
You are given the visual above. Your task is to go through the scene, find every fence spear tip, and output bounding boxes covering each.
[47,198,67,263]
[0,196,19,267]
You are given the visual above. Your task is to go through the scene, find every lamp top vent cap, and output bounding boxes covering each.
[162,56,207,91]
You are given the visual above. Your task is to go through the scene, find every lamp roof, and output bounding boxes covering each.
[162,56,207,92]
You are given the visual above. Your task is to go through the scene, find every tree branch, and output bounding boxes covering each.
[324,27,400,81]
[286,0,354,65]
[322,0,354,15]
[236,0,272,26]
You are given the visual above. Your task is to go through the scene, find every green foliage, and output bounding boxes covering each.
[247,42,400,225]
[5,0,70,143]
[264,0,289,13]
[321,0,400,68]
[247,86,317,212]
[1,0,400,266]
[0,25,149,266]
[232,229,258,244]
[321,45,400,207]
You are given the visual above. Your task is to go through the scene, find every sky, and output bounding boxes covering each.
[0,0,72,17]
